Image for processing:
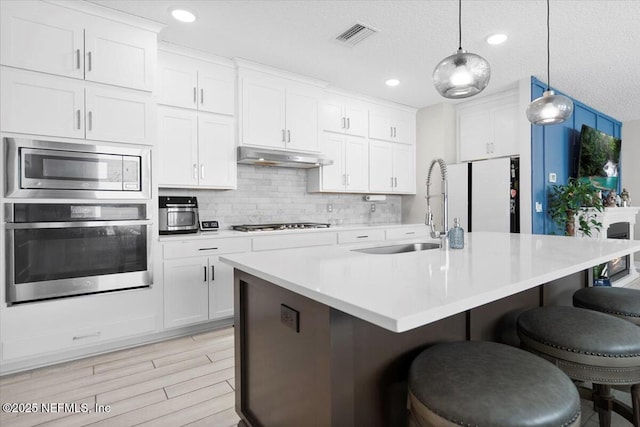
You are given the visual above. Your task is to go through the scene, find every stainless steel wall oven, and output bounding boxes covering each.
[5,203,152,305]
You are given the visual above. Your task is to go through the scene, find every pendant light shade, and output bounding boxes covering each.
[526,90,574,125]
[527,0,573,125]
[433,0,490,99]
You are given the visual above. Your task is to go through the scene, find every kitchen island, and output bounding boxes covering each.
[221,232,640,427]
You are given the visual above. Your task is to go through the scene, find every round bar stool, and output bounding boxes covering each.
[573,287,640,325]
[517,306,640,427]
[407,341,581,427]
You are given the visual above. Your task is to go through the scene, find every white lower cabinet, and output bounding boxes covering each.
[0,288,157,362]
[162,238,251,329]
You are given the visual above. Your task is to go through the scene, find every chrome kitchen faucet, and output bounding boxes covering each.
[426,158,449,249]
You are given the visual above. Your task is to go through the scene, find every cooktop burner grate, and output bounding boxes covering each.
[232,222,331,232]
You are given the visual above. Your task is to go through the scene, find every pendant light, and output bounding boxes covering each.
[526,0,574,125]
[433,0,491,99]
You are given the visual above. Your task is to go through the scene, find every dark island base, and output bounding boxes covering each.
[233,270,585,427]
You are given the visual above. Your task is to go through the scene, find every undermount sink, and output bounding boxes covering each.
[352,242,440,255]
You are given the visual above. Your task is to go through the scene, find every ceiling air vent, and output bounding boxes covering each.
[335,22,379,46]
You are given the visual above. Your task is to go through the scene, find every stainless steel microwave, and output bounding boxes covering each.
[4,138,151,199]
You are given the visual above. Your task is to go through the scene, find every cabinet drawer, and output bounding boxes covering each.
[163,238,252,259]
[2,315,156,361]
[252,232,336,251]
[385,226,430,240]
[337,229,385,244]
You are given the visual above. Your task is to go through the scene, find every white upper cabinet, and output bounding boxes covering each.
[321,94,368,137]
[457,89,519,162]
[239,66,323,152]
[308,133,368,193]
[0,1,158,91]
[157,106,236,189]
[1,66,155,144]
[369,106,416,144]
[369,140,416,194]
[157,49,235,115]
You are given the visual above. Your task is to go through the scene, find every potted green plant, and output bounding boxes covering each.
[548,177,604,236]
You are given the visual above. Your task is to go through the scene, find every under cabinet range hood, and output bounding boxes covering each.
[237,146,333,168]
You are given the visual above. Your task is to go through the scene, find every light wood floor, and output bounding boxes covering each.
[0,327,239,427]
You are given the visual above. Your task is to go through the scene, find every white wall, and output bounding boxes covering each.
[621,119,640,241]
[401,103,456,225]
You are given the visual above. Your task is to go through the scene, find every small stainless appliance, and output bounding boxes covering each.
[4,138,151,199]
[159,196,199,235]
[5,202,152,305]
[232,223,330,232]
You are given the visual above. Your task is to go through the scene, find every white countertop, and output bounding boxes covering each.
[221,232,640,333]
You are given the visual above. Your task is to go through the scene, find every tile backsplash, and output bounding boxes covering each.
[159,165,401,229]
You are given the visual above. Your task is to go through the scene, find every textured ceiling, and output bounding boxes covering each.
[89,0,640,122]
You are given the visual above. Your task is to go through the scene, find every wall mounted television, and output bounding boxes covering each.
[577,124,621,191]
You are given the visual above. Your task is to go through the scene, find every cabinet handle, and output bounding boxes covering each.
[342,173,346,185]
[390,177,394,187]
[200,165,205,179]
[346,174,351,186]
[198,247,219,251]
[356,235,369,239]
[287,130,291,143]
[200,88,204,104]
[204,266,207,282]
[76,109,81,129]
[87,111,93,131]
[346,117,350,129]
[193,164,198,180]
[76,49,81,69]
[193,87,197,104]
[211,265,215,281]
[342,117,346,129]
[73,331,101,341]
[394,177,398,187]
[282,129,286,142]
[87,51,92,71]
[390,127,394,138]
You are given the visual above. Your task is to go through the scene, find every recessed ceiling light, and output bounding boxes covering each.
[486,33,508,45]
[170,8,196,23]
[385,79,400,87]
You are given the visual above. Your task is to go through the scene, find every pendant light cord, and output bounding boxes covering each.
[458,0,462,50]
[546,0,551,90]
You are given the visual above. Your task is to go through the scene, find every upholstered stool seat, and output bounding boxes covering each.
[573,287,640,325]
[517,306,640,427]
[407,341,581,427]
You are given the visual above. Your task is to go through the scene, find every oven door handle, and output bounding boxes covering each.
[6,220,152,229]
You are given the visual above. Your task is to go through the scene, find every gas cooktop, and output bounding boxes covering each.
[232,223,331,232]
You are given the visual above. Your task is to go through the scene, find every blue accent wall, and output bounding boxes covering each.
[530,77,622,235]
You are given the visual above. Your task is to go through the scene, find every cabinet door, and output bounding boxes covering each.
[0,67,85,138]
[198,63,235,115]
[285,86,320,152]
[492,103,519,158]
[163,258,209,329]
[392,110,415,144]
[85,19,156,91]
[320,96,345,133]
[157,106,199,187]
[157,51,198,109]
[369,108,394,142]
[344,137,368,191]
[368,140,394,192]
[85,85,154,145]
[198,113,237,188]
[208,256,235,320]
[0,1,85,79]
[240,76,286,148]
[320,133,346,191]
[344,101,368,137]
[458,108,492,162]
[392,144,416,193]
